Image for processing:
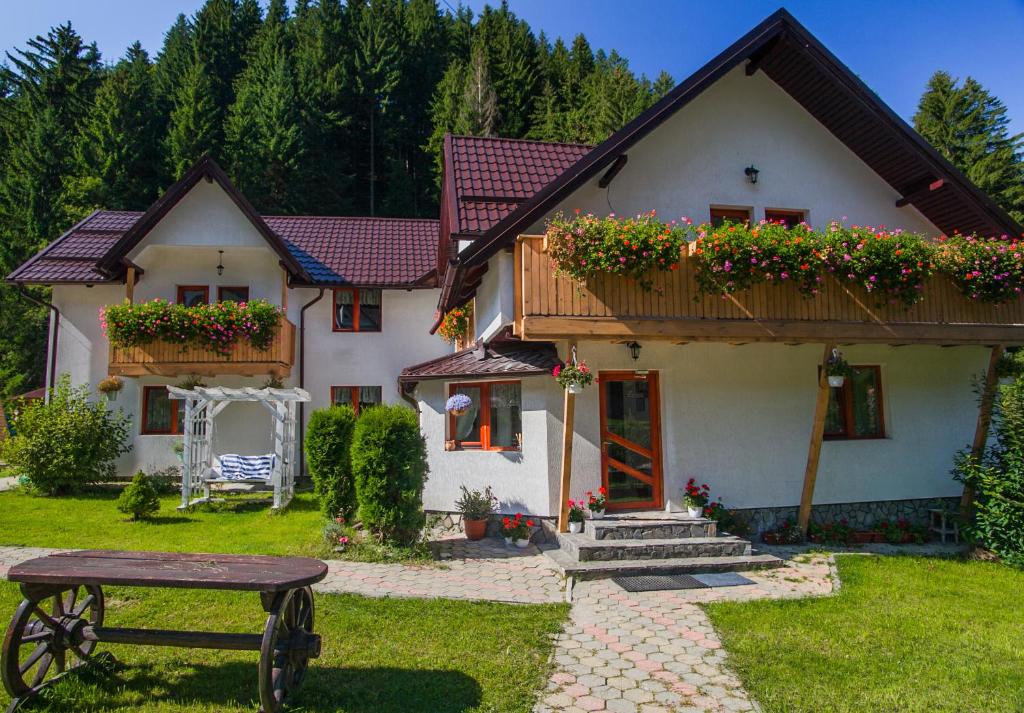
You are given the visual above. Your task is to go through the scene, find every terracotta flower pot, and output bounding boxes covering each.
[763,532,781,545]
[853,531,876,544]
[873,533,888,543]
[449,408,468,416]
[463,517,488,541]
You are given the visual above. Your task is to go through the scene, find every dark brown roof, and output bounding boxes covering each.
[7,211,139,284]
[400,336,560,383]
[445,135,592,238]
[447,7,1024,305]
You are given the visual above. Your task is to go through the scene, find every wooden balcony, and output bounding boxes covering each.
[513,236,1024,345]
[109,319,296,377]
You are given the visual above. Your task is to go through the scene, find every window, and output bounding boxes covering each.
[331,385,382,415]
[141,386,184,434]
[177,285,209,307]
[825,366,885,439]
[333,288,382,332]
[448,381,522,451]
[710,207,751,227]
[764,209,805,228]
[217,286,250,303]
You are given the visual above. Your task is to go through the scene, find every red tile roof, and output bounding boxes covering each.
[447,135,592,237]
[9,211,439,288]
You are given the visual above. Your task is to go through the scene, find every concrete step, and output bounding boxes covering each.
[558,533,751,561]
[586,516,717,540]
[543,547,783,581]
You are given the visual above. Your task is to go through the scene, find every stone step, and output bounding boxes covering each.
[557,533,751,561]
[586,517,717,540]
[543,548,783,581]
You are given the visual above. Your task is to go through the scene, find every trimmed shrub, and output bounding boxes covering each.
[117,472,161,520]
[1,375,131,494]
[351,404,428,545]
[305,404,357,519]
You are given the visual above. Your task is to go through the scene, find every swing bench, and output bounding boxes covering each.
[169,386,311,511]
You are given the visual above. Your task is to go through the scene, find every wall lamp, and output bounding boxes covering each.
[626,341,642,361]
[216,250,225,276]
[744,165,760,184]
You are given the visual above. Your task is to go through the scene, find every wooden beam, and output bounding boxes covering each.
[960,344,1005,518]
[797,342,835,536]
[125,266,136,304]
[895,178,945,207]
[557,341,577,533]
[598,154,628,188]
[513,237,524,336]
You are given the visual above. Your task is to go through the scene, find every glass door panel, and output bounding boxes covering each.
[600,372,662,510]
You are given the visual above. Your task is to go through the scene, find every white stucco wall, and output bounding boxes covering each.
[472,252,515,341]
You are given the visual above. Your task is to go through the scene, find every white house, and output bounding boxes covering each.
[8,10,1024,540]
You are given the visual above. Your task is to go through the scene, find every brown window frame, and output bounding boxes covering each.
[176,285,209,306]
[710,206,752,227]
[330,385,383,416]
[141,386,183,435]
[332,287,383,332]
[448,380,522,452]
[764,209,806,228]
[823,365,886,440]
[217,285,250,303]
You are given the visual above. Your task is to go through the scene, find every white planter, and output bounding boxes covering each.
[514,538,531,549]
[503,536,513,546]
[567,383,582,395]
[827,375,845,387]
[686,506,702,518]
[103,391,119,402]
[590,509,605,520]
[568,521,583,534]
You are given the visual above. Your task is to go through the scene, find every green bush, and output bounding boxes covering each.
[305,404,357,519]
[954,377,1024,566]
[117,472,161,521]
[0,375,131,494]
[351,404,428,546]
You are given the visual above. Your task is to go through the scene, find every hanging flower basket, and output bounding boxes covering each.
[553,359,594,392]
[446,393,473,416]
[825,348,854,387]
[97,375,123,402]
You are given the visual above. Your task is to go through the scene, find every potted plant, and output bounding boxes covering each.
[455,485,497,541]
[500,513,534,548]
[763,518,803,545]
[553,360,594,394]
[97,375,123,402]
[587,487,608,519]
[446,393,473,416]
[683,478,710,518]
[566,499,586,533]
[825,349,854,387]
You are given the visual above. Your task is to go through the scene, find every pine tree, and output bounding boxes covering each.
[166,57,218,177]
[225,0,304,213]
[460,44,498,137]
[154,14,193,113]
[474,1,538,138]
[914,71,1024,226]
[64,43,163,216]
[426,58,467,185]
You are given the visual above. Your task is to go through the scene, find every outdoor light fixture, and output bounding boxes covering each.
[216,250,225,276]
[744,165,760,184]
[626,341,642,361]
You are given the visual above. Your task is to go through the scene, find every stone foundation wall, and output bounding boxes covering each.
[426,511,558,543]
[735,496,960,535]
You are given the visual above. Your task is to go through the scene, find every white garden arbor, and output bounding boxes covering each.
[169,386,310,511]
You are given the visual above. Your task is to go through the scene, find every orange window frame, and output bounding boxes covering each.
[824,365,886,440]
[330,385,381,415]
[332,288,382,332]
[176,285,209,306]
[448,381,521,451]
[141,386,182,435]
[764,209,805,227]
[710,206,751,226]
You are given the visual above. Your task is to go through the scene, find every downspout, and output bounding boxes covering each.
[297,287,326,478]
[398,379,420,414]
[16,284,60,397]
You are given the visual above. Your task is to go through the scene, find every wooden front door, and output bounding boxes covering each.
[599,371,663,510]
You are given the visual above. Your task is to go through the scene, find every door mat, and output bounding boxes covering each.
[613,572,754,592]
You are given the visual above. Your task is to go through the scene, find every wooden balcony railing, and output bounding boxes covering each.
[513,235,1024,345]
[109,319,296,377]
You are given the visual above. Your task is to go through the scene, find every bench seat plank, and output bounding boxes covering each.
[7,550,327,592]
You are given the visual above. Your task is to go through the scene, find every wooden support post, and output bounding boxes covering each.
[960,344,1005,519]
[557,341,577,533]
[797,342,835,537]
[125,266,136,303]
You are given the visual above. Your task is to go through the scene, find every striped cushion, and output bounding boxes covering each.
[217,453,275,481]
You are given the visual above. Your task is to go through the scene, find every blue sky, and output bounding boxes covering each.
[4,0,1022,133]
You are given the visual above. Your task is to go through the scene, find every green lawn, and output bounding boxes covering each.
[0,488,325,557]
[706,555,1024,713]
[0,582,567,712]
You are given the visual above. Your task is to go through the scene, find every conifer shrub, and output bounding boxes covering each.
[351,405,428,546]
[117,472,161,521]
[305,404,357,519]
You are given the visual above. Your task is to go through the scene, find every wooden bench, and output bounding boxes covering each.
[1,550,327,713]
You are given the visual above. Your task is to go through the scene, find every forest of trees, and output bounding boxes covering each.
[0,0,1021,399]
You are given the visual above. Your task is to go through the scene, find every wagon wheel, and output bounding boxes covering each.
[1,584,104,704]
[258,587,315,713]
